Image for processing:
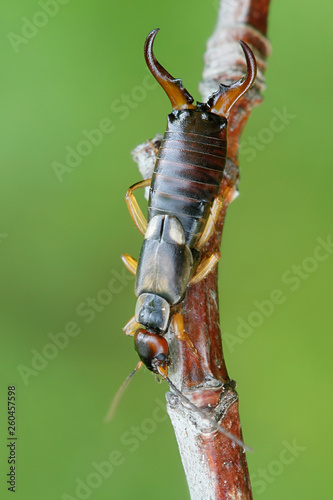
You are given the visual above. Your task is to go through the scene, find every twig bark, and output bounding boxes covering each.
[132,1,270,498]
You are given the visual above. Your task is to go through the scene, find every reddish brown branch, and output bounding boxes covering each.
[132,1,271,498]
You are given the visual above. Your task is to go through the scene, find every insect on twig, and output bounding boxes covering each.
[108,28,257,451]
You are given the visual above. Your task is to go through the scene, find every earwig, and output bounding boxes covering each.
[110,29,257,450]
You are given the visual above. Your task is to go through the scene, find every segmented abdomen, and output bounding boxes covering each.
[148,112,227,248]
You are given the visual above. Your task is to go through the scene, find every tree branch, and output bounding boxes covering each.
[131,1,271,497]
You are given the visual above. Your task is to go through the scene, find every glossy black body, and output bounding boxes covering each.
[119,31,256,394]
[148,108,227,248]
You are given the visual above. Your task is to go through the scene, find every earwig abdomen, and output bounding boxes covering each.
[148,109,227,248]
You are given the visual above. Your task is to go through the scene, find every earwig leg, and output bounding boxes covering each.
[123,316,141,336]
[121,253,138,275]
[222,185,237,204]
[189,252,221,286]
[172,311,201,360]
[149,139,160,156]
[125,178,151,235]
[194,195,223,251]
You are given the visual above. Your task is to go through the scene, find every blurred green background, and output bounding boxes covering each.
[1,1,332,499]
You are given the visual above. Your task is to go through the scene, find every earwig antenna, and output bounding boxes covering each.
[105,361,143,422]
[156,366,252,452]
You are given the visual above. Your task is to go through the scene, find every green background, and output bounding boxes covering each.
[1,1,332,499]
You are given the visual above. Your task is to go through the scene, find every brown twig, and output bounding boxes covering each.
[131,1,271,497]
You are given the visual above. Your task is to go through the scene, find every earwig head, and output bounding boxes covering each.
[134,329,169,373]
[145,29,257,118]
[135,292,170,333]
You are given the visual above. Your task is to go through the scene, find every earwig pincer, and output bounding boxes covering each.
[109,29,256,449]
